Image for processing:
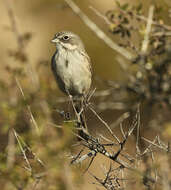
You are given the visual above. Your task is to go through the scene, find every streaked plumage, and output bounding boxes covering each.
[51,31,92,98]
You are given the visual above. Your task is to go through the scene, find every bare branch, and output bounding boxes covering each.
[89,105,120,143]
[89,6,112,25]
[141,5,154,53]
[13,129,32,172]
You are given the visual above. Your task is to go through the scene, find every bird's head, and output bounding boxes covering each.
[51,31,85,51]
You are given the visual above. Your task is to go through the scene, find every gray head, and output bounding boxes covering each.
[51,31,85,51]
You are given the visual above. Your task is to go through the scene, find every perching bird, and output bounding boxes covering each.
[51,31,92,137]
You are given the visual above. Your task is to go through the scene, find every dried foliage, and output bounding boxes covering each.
[104,2,171,108]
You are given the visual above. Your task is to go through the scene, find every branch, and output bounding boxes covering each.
[141,5,154,54]
[64,0,135,61]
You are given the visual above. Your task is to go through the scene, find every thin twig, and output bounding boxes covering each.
[150,149,158,184]
[28,105,40,134]
[15,78,40,134]
[118,6,171,31]
[83,155,96,174]
[110,112,130,129]
[98,134,117,146]
[72,150,96,164]
[70,148,84,164]
[89,105,120,143]
[89,6,112,25]
[141,5,154,53]
[120,123,126,139]
[142,136,158,155]
[13,129,32,172]
[15,77,26,100]
[141,137,170,152]
[135,105,141,154]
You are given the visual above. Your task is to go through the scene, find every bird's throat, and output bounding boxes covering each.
[58,42,77,50]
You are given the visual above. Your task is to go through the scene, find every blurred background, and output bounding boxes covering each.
[0,0,171,189]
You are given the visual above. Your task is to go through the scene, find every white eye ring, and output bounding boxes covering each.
[62,35,69,40]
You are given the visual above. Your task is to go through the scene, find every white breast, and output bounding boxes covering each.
[55,45,91,96]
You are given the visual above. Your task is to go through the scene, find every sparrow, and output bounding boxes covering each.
[51,31,92,137]
[51,31,92,98]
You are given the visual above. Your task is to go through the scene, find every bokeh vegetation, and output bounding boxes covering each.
[0,0,171,189]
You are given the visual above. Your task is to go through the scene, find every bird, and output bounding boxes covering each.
[51,31,92,137]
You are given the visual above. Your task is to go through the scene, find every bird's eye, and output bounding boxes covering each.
[63,35,69,40]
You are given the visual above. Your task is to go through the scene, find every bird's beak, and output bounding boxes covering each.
[51,38,59,43]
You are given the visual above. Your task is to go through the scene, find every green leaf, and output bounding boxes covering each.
[121,3,129,10]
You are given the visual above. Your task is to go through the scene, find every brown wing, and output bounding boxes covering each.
[80,50,92,77]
